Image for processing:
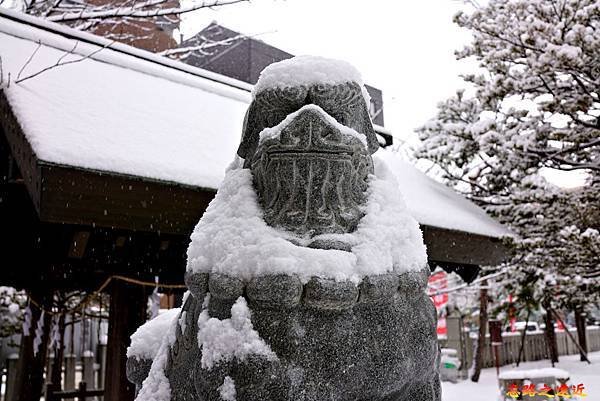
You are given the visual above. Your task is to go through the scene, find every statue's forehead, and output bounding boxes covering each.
[239,80,379,159]
[252,81,365,109]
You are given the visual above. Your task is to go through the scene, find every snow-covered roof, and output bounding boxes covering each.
[0,8,251,190]
[0,9,509,239]
[376,150,511,238]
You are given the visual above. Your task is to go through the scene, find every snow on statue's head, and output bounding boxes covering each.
[238,56,379,245]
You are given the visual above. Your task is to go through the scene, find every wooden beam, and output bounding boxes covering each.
[105,279,148,401]
[39,162,214,235]
[0,91,42,214]
[421,225,508,267]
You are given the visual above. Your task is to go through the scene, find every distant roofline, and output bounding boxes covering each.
[0,8,390,136]
[184,21,390,136]
[186,21,293,60]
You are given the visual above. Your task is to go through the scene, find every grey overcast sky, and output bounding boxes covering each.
[180,0,473,145]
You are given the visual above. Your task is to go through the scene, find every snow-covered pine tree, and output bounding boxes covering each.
[416,0,599,366]
[0,286,27,341]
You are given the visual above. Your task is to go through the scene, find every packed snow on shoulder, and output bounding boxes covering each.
[127,307,181,360]
[186,158,427,284]
[135,309,180,401]
[218,376,237,401]
[258,104,367,147]
[252,55,371,106]
[197,297,277,370]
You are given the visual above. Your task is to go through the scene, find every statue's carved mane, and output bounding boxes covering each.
[238,82,380,163]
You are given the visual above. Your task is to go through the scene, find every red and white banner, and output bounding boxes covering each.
[428,271,448,336]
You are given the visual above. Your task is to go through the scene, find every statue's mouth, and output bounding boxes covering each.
[265,149,354,159]
[249,106,373,242]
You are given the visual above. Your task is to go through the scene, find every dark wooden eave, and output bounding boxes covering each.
[38,162,214,234]
[421,225,507,267]
[1,90,508,268]
[1,90,214,235]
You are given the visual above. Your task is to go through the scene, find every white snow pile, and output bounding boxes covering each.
[135,295,274,401]
[128,308,181,360]
[197,296,277,369]
[186,157,427,284]
[135,309,180,401]
[252,55,371,106]
[499,368,570,380]
[218,376,237,401]
[259,104,367,147]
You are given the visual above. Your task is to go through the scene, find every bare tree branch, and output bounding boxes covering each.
[47,0,248,22]
[428,268,508,296]
[160,32,248,57]
[16,40,42,81]
[15,40,115,84]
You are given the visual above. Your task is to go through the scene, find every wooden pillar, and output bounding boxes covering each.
[13,292,52,401]
[50,313,66,388]
[104,280,148,401]
[543,303,559,365]
[470,280,487,382]
[575,308,588,362]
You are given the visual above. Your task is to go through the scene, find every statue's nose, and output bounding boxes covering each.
[278,108,344,150]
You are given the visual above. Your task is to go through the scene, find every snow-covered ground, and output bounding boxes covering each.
[442,352,600,401]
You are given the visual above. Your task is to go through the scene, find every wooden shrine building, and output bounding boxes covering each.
[0,9,510,401]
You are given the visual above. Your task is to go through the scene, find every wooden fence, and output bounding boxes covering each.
[1,344,106,401]
[440,326,600,369]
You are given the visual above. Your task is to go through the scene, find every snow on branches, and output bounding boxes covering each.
[0,286,27,339]
[22,0,246,23]
[418,0,599,190]
[17,0,248,52]
[43,0,247,22]
[415,0,599,315]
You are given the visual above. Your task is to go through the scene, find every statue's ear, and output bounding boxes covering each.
[359,101,380,154]
[237,103,259,160]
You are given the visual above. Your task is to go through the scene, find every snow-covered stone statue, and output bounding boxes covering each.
[128,56,440,401]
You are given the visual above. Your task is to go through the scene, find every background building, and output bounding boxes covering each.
[178,22,387,130]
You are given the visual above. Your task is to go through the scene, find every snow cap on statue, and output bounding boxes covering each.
[252,55,371,105]
[239,55,380,161]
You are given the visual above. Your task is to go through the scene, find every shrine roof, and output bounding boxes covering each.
[0,9,510,254]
